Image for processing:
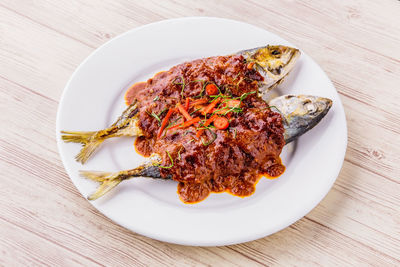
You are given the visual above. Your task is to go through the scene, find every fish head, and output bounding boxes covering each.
[268,95,332,144]
[238,45,300,95]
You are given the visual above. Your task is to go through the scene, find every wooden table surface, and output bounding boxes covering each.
[1,0,399,266]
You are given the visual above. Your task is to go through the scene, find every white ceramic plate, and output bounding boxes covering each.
[56,17,347,246]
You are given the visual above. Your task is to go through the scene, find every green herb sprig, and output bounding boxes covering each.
[150,112,161,125]
[150,108,168,126]
[177,146,184,161]
[172,75,186,98]
[201,129,217,146]
[155,151,174,169]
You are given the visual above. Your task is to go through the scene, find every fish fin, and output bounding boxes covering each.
[61,131,97,143]
[79,170,113,181]
[61,130,105,164]
[80,171,124,200]
[80,159,163,200]
[87,179,123,201]
[75,139,104,164]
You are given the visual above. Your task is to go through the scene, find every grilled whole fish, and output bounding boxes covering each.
[61,45,300,164]
[81,94,332,201]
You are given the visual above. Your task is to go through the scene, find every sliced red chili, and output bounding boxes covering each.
[206,84,219,95]
[184,98,190,111]
[169,117,201,131]
[177,103,193,121]
[201,98,220,115]
[196,115,218,138]
[190,98,208,107]
[157,108,175,138]
[214,117,229,130]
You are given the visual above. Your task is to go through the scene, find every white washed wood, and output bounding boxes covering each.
[0,0,399,266]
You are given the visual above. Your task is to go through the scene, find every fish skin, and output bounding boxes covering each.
[83,94,332,201]
[268,94,332,144]
[238,45,300,96]
[61,45,300,164]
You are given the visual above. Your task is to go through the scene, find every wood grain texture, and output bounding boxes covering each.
[1,0,399,266]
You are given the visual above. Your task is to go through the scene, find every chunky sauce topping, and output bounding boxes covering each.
[127,55,285,203]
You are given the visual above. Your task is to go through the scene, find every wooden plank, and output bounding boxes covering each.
[309,162,400,258]
[0,219,100,266]
[0,6,92,101]
[232,216,399,266]
[340,94,400,183]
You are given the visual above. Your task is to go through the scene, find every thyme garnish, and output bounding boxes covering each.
[190,79,205,84]
[189,79,206,98]
[158,107,168,116]
[209,93,231,100]
[155,151,174,169]
[151,112,161,125]
[232,72,242,82]
[189,107,202,115]
[238,90,257,101]
[235,77,244,89]
[149,107,168,126]
[196,125,216,131]
[268,105,280,112]
[199,81,208,98]
[201,129,217,146]
[172,75,186,98]
[165,116,183,130]
[183,130,193,136]
[262,105,281,113]
[177,146,184,161]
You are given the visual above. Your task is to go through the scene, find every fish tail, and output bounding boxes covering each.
[80,171,124,200]
[75,138,105,164]
[61,130,107,164]
[80,166,154,200]
[61,131,97,143]
[80,157,164,200]
[61,130,110,164]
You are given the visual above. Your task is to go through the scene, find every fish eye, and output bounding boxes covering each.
[304,102,317,114]
[271,50,280,56]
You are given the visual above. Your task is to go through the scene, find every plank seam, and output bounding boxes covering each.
[303,216,399,264]
[0,74,58,104]
[0,216,104,266]
[344,157,399,184]
[0,3,96,49]
[226,246,268,266]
